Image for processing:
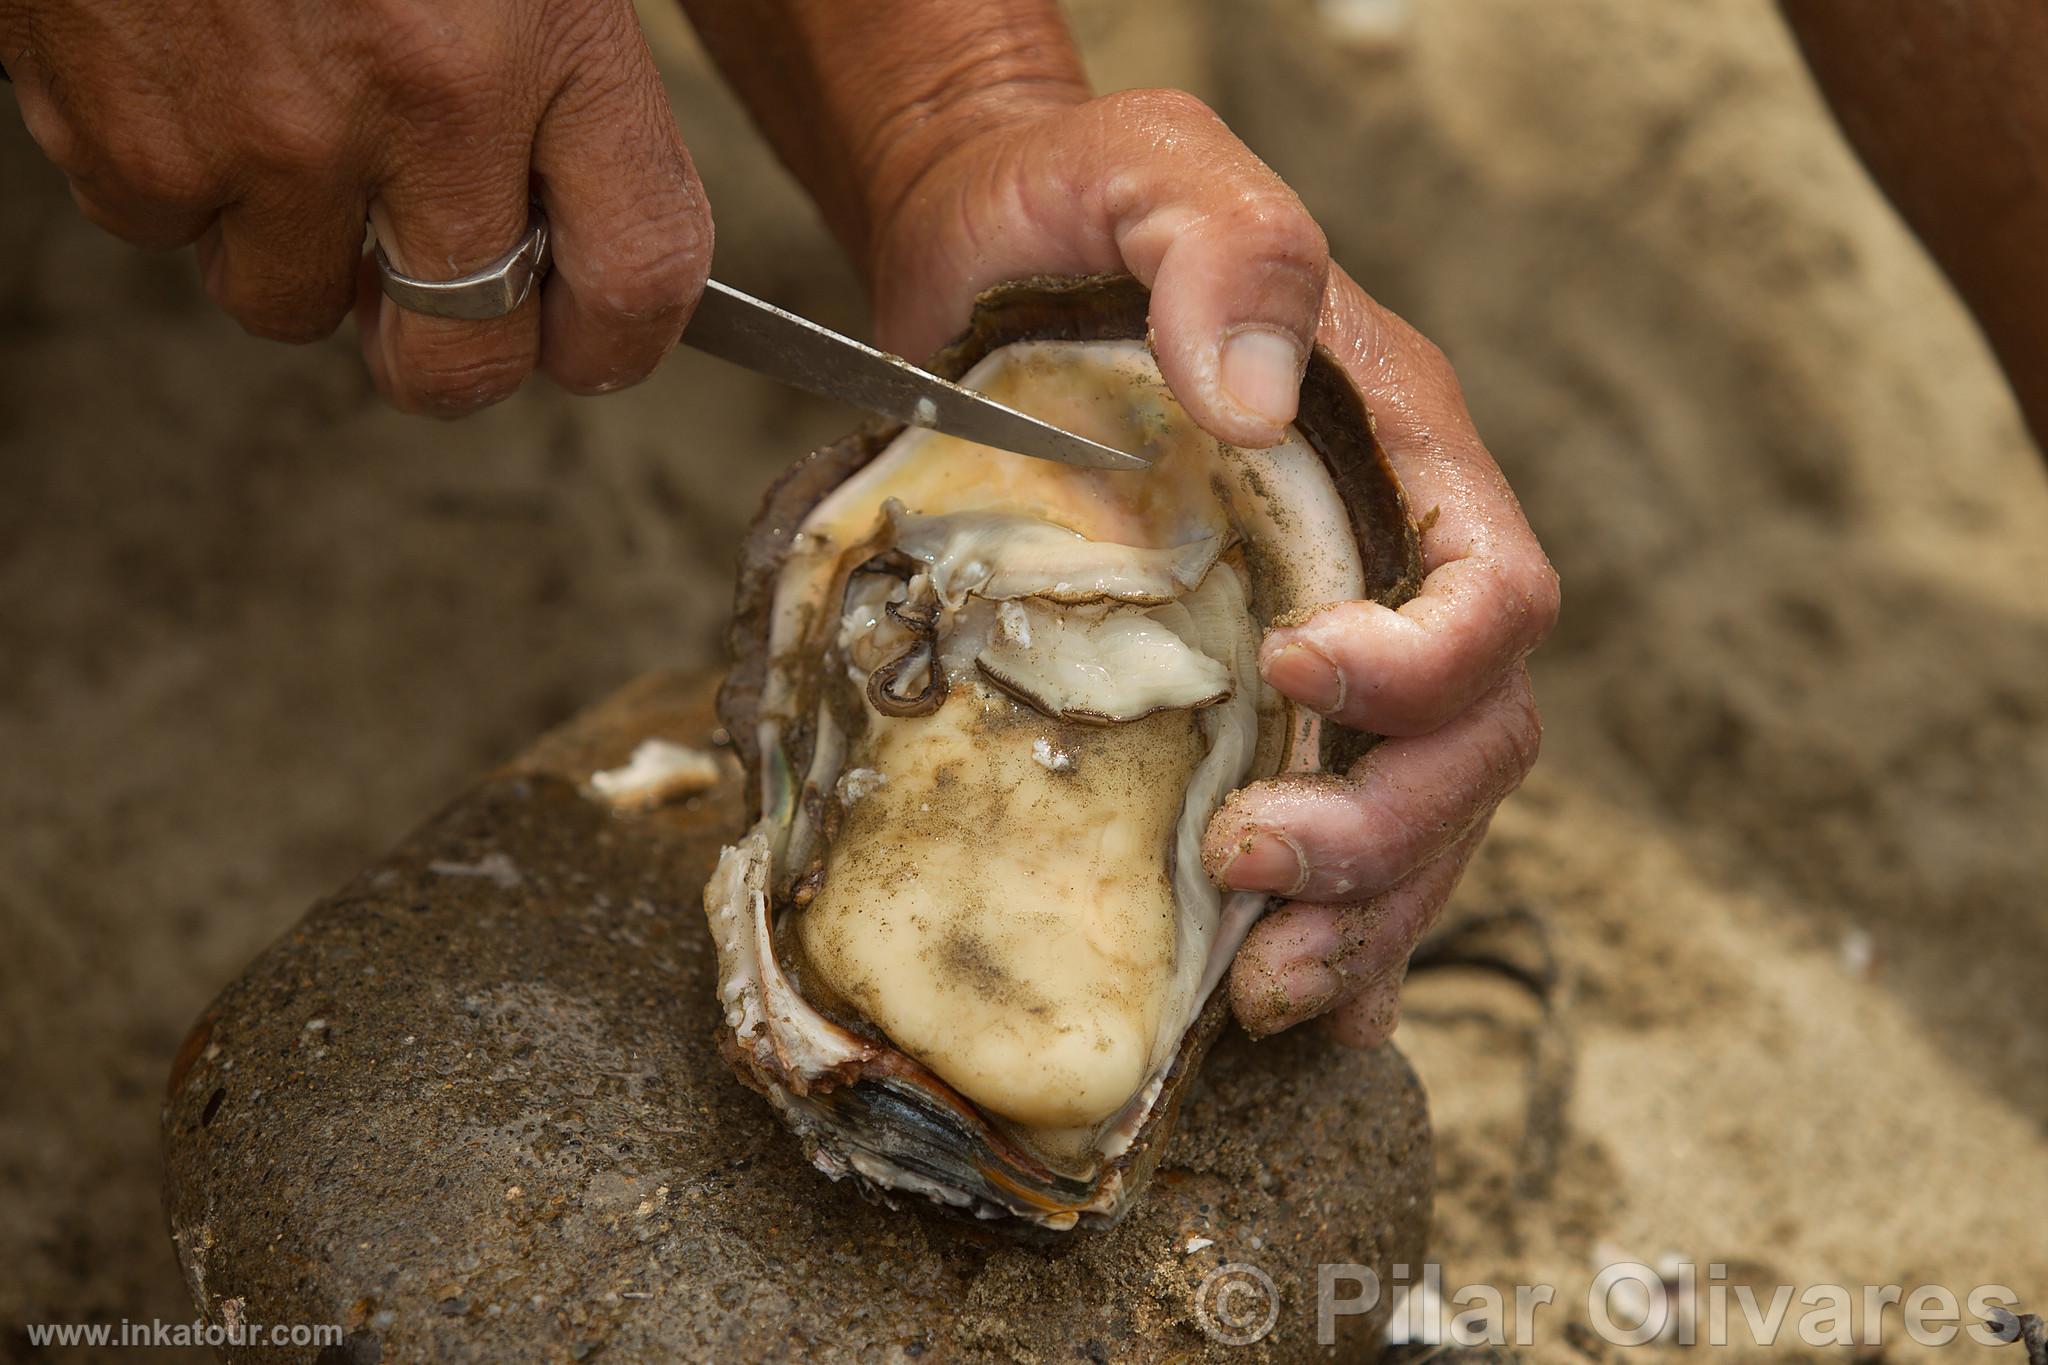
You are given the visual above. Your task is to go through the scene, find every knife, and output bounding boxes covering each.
[680,280,1150,471]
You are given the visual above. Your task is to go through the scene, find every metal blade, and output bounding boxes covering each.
[681,281,1150,471]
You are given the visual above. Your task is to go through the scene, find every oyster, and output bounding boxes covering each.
[707,276,1420,1230]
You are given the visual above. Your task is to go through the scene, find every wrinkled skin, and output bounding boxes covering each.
[1,0,712,412]
[865,93,1559,1047]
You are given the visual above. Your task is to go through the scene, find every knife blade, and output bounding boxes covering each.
[680,281,1150,471]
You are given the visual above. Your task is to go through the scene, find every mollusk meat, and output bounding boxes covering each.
[705,277,1420,1230]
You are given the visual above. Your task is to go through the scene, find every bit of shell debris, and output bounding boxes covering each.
[1184,1236,1214,1254]
[837,767,887,805]
[996,599,1032,646]
[587,739,723,810]
[1839,927,1876,977]
[1318,0,1414,47]
[429,851,522,889]
[1032,737,1072,772]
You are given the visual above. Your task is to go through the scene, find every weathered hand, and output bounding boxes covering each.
[867,87,1330,449]
[1,0,710,413]
[868,92,1558,1048]
[1209,276,1555,1046]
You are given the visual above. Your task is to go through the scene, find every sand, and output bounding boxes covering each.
[2,0,2043,1360]
[1212,2,2048,1357]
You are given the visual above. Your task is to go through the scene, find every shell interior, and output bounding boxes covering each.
[706,338,1369,1228]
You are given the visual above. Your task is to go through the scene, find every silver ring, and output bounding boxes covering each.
[373,204,551,321]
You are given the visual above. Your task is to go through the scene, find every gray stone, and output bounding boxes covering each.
[161,672,1432,1363]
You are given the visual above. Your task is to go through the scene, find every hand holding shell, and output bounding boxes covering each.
[865,89,1560,1047]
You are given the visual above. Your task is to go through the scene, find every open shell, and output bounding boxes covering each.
[708,275,1421,1230]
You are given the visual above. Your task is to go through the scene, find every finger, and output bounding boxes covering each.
[1228,819,1484,1040]
[197,188,364,342]
[1259,270,1560,736]
[532,21,711,395]
[362,133,539,415]
[1203,666,1539,899]
[873,89,1327,447]
[1096,91,1328,447]
[1321,972,1407,1050]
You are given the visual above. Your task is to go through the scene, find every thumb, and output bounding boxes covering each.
[1089,91,1329,447]
[877,89,1331,447]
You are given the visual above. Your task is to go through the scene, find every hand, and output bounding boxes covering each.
[866,90,1559,1047]
[1211,278,1554,1047]
[1,0,710,413]
[868,87,1328,449]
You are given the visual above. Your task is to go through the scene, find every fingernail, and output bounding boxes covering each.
[1220,327,1304,432]
[1264,640,1344,714]
[1221,829,1307,894]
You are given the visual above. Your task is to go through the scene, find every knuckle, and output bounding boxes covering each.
[1215,177,1321,240]
[575,222,710,326]
[1226,209,1328,296]
[1267,208,1329,269]
[1202,215,1328,304]
[101,141,216,209]
[1097,88,1324,249]
[1495,669,1544,777]
[1400,324,1453,378]
[1368,639,1500,740]
[577,267,680,327]
[1507,553,1563,644]
[241,115,347,180]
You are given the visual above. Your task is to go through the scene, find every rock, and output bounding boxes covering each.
[161,672,1433,1363]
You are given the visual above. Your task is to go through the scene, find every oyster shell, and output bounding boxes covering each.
[707,276,1420,1230]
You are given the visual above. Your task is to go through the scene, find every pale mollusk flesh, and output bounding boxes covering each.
[706,280,1417,1230]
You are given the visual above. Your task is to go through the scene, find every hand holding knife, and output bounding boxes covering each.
[373,209,1147,471]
